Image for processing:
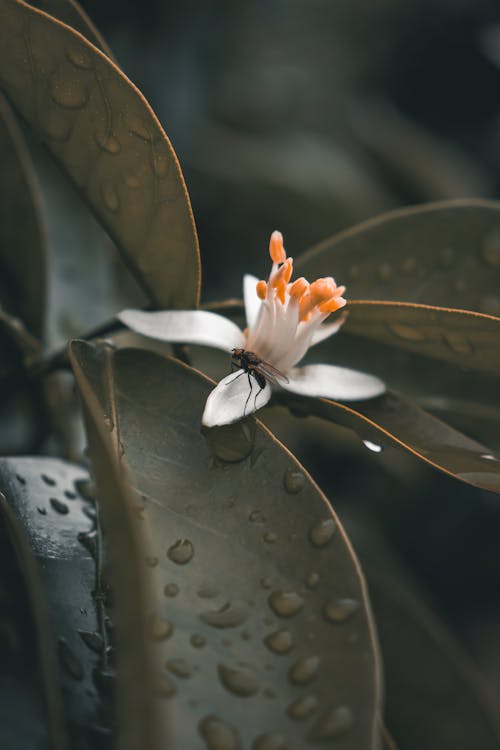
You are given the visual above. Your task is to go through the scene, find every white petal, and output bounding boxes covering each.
[310,314,347,347]
[118,309,244,352]
[243,274,262,330]
[281,364,386,401]
[202,370,272,427]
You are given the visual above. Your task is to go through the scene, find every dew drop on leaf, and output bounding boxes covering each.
[217,663,259,697]
[309,518,336,547]
[288,655,320,685]
[166,659,193,678]
[200,602,248,629]
[264,628,293,654]
[308,705,354,740]
[149,615,173,641]
[283,468,306,494]
[287,694,318,720]
[323,597,359,623]
[268,591,304,617]
[252,732,287,750]
[199,715,241,750]
[164,582,179,597]
[50,497,69,515]
[190,634,206,648]
[362,440,383,453]
[167,539,194,565]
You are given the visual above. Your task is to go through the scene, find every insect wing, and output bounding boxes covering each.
[254,360,290,385]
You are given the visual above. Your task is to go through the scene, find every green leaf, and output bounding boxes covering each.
[69,340,383,749]
[345,301,500,376]
[0,92,47,337]
[0,0,201,309]
[28,0,116,61]
[0,457,114,748]
[278,390,500,494]
[296,199,500,312]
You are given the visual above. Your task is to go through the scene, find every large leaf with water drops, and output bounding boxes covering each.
[278,390,500,494]
[0,92,47,337]
[0,457,115,748]
[296,199,500,312]
[27,0,116,61]
[0,494,63,749]
[0,0,201,309]
[70,340,383,750]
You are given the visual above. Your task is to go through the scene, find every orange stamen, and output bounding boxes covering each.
[256,280,267,300]
[271,258,293,304]
[289,277,309,299]
[319,296,347,314]
[269,230,286,264]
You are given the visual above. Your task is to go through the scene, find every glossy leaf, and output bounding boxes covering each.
[0,0,201,309]
[70,340,383,750]
[0,92,47,337]
[297,199,500,312]
[29,0,116,61]
[278,390,500,494]
[0,457,113,748]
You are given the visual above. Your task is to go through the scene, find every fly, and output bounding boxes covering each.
[227,348,290,415]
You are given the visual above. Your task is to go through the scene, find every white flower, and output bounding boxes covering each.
[118,231,385,427]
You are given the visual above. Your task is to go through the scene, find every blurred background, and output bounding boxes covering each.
[40,0,500,743]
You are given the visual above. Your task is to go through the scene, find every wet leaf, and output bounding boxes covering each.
[0,497,60,750]
[344,301,500,376]
[0,457,113,748]
[28,0,116,61]
[278,390,500,494]
[0,0,201,309]
[0,92,47,337]
[69,340,382,750]
[297,199,500,312]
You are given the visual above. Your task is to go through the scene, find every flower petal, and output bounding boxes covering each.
[310,313,348,347]
[202,370,272,427]
[282,364,386,401]
[118,309,244,352]
[243,274,262,330]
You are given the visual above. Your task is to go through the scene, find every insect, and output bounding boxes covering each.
[227,348,290,415]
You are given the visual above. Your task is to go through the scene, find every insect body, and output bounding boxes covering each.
[228,348,289,415]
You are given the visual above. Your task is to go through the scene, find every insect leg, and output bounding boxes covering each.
[225,369,246,386]
[243,373,253,416]
[253,382,265,412]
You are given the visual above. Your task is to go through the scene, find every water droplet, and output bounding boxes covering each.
[378,263,393,281]
[309,705,353,740]
[200,602,248,629]
[58,638,83,680]
[75,479,95,501]
[204,420,256,463]
[149,615,173,641]
[64,490,76,500]
[289,655,320,685]
[283,468,305,494]
[166,659,192,678]
[50,497,69,515]
[362,440,383,453]
[217,663,259,697]
[249,509,266,523]
[265,629,293,654]
[167,539,194,565]
[263,531,278,543]
[388,323,426,341]
[402,257,417,272]
[66,45,93,69]
[100,182,120,212]
[199,715,241,750]
[440,247,455,268]
[482,229,500,267]
[306,572,320,589]
[191,634,206,648]
[482,453,500,462]
[50,72,88,109]
[253,732,286,750]
[154,673,176,698]
[153,152,170,178]
[78,630,103,653]
[268,591,304,618]
[444,332,473,355]
[287,694,318,720]
[125,113,152,141]
[324,597,359,623]
[145,555,158,567]
[15,474,26,485]
[309,518,336,547]
[41,474,56,487]
[125,174,141,189]
[260,577,272,589]
[164,582,179,597]
[94,131,121,154]
[37,506,46,515]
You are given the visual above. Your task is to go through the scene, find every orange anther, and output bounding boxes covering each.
[309,277,336,302]
[289,277,309,299]
[256,280,268,300]
[269,230,286,264]
[319,296,347,314]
